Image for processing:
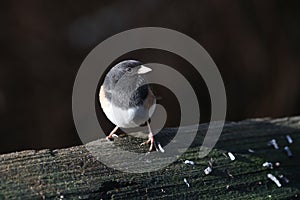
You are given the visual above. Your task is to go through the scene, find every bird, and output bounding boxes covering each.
[99,60,156,151]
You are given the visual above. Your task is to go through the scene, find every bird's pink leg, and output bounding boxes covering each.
[140,121,156,151]
[106,126,119,141]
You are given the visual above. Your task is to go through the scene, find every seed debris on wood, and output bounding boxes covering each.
[183,178,190,187]
[227,170,234,178]
[286,135,293,144]
[268,139,279,149]
[248,148,255,153]
[267,174,282,187]
[284,146,292,157]
[279,174,290,184]
[262,162,273,169]
[228,152,236,161]
[204,166,212,175]
[184,160,195,165]
[156,142,165,153]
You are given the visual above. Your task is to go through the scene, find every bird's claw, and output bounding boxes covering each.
[106,134,118,141]
[140,136,157,152]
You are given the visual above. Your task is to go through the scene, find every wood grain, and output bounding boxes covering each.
[1,116,300,199]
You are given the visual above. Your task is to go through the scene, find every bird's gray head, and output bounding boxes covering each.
[104,60,151,89]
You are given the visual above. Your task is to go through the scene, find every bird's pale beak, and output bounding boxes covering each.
[137,65,152,74]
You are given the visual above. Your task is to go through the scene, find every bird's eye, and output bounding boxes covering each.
[126,67,132,73]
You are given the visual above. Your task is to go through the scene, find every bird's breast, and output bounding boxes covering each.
[99,86,156,128]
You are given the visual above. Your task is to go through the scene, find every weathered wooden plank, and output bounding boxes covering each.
[0,116,300,199]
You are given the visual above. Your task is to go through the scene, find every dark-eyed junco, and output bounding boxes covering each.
[99,60,156,151]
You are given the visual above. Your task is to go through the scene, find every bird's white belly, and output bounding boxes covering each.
[102,103,155,128]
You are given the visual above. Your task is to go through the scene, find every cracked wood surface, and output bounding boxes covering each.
[1,116,300,199]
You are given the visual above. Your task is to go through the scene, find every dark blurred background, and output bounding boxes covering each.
[1,0,300,154]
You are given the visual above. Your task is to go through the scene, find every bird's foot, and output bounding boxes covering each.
[106,134,119,141]
[140,135,157,152]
